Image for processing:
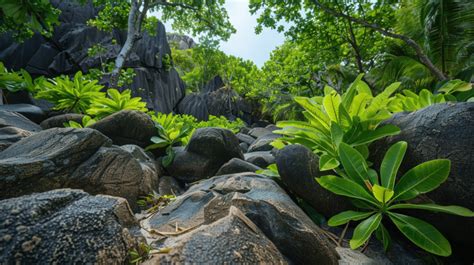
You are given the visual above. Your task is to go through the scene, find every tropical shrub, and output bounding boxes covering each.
[35,72,105,113]
[274,75,401,171]
[87,88,147,119]
[317,142,474,256]
[0,62,38,93]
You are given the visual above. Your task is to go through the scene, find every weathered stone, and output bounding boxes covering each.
[0,104,46,123]
[0,110,41,132]
[0,189,137,264]
[215,158,261,176]
[275,144,352,218]
[0,126,33,151]
[236,132,255,145]
[247,133,279,152]
[40,113,85,129]
[239,142,249,153]
[244,151,275,168]
[145,173,339,264]
[144,206,287,264]
[176,93,209,121]
[248,127,272,138]
[166,151,217,182]
[370,102,474,258]
[89,110,155,147]
[157,176,184,196]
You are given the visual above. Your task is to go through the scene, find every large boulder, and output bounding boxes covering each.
[89,110,156,147]
[144,173,339,264]
[275,144,352,218]
[0,110,41,132]
[143,207,287,264]
[0,126,33,152]
[176,94,209,121]
[0,189,137,264]
[244,151,275,168]
[0,0,185,113]
[215,158,261,176]
[167,127,244,182]
[370,102,474,259]
[0,128,158,209]
[247,133,280,152]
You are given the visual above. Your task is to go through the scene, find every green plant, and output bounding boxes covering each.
[35,71,105,113]
[63,115,97,128]
[146,113,192,167]
[316,141,474,256]
[87,88,147,119]
[129,242,152,265]
[137,191,176,214]
[256,163,280,179]
[0,62,38,93]
[274,75,401,171]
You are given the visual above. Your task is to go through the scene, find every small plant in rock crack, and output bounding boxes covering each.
[63,115,97,128]
[129,242,152,264]
[137,191,176,214]
[316,141,474,256]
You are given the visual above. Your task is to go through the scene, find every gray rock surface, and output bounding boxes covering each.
[244,151,275,168]
[275,144,352,218]
[176,94,209,121]
[215,158,261,176]
[40,113,85,129]
[145,173,339,264]
[0,111,41,132]
[89,110,156,147]
[0,189,137,264]
[236,132,255,145]
[0,104,46,123]
[247,133,280,152]
[0,126,33,151]
[0,128,158,209]
[167,33,196,50]
[143,206,287,264]
[239,142,249,153]
[248,127,272,138]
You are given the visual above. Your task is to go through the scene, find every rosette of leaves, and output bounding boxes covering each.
[35,71,105,113]
[316,141,474,256]
[0,62,40,95]
[274,74,401,171]
[87,88,147,119]
[146,113,192,167]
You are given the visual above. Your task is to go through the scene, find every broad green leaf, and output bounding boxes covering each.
[389,204,474,217]
[342,73,364,108]
[393,159,450,201]
[388,212,451,256]
[330,123,344,148]
[323,93,341,123]
[338,143,369,187]
[380,141,407,189]
[375,223,391,252]
[372,184,394,203]
[350,213,382,249]
[350,125,400,146]
[319,154,340,171]
[316,175,377,206]
[328,210,374,226]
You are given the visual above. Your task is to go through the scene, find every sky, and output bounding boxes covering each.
[159,0,287,67]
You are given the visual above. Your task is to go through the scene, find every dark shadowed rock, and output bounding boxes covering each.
[0,111,41,132]
[0,126,33,151]
[0,104,46,123]
[275,144,352,218]
[239,142,249,153]
[236,132,255,145]
[244,151,275,168]
[166,127,244,182]
[157,176,184,196]
[370,102,474,258]
[176,93,209,121]
[89,110,155,147]
[0,189,137,264]
[144,206,287,264]
[145,173,339,264]
[40,113,85,129]
[247,133,280,152]
[215,158,261,176]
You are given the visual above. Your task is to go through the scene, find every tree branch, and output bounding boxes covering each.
[310,0,448,81]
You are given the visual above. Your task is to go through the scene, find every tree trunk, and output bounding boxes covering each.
[311,0,448,81]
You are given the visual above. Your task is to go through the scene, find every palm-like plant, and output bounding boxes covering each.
[87,88,147,119]
[317,141,474,256]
